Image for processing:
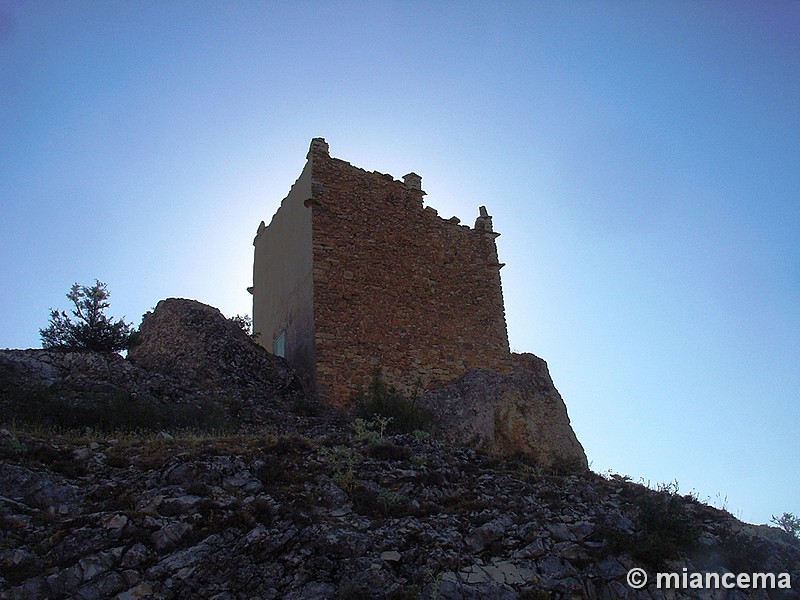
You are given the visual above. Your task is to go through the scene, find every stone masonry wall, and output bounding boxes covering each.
[307,140,512,407]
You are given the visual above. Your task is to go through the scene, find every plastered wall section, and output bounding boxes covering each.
[252,160,316,392]
[308,145,512,407]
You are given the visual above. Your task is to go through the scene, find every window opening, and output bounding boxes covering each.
[274,331,286,358]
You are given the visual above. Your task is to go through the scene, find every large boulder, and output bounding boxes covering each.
[127,298,314,420]
[129,299,301,398]
[0,298,320,430]
[419,353,588,469]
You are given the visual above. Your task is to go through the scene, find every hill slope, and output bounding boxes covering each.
[1,299,797,598]
[1,425,797,599]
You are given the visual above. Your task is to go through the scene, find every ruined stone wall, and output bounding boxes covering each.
[308,140,511,407]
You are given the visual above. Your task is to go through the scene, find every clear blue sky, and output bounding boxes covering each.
[1,1,797,526]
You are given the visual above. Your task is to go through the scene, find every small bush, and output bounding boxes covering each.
[353,416,392,443]
[354,369,433,435]
[711,531,773,574]
[249,497,273,525]
[265,434,315,456]
[318,445,360,494]
[634,490,699,566]
[228,314,260,341]
[603,483,700,568]
[255,458,289,484]
[228,314,253,335]
[547,455,587,476]
[771,512,800,539]
[351,483,408,518]
[0,436,28,459]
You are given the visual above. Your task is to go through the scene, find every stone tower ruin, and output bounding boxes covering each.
[251,138,512,407]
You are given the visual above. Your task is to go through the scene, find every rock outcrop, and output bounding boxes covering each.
[128,298,306,406]
[0,349,197,429]
[419,353,587,469]
[0,299,322,431]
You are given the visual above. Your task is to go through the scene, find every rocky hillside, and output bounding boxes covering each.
[1,299,797,599]
[1,426,797,600]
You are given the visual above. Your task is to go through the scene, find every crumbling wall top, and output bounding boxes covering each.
[474,205,495,233]
[403,172,423,191]
[308,137,329,158]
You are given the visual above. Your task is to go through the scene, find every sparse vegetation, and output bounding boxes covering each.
[603,480,700,568]
[353,415,392,443]
[350,483,410,518]
[1,385,229,433]
[771,512,800,539]
[319,445,360,494]
[353,369,433,435]
[40,280,137,353]
[1,419,797,598]
[228,314,260,339]
[3,296,797,598]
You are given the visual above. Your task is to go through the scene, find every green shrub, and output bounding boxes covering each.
[771,512,800,539]
[603,482,700,568]
[711,531,773,574]
[318,445,360,494]
[353,416,392,443]
[353,369,433,435]
[351,483,409,518]
[40,280,136,353]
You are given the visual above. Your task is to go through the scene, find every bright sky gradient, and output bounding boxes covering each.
[1,2,798,525]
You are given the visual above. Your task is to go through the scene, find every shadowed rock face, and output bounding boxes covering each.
[419,353,588,469]
[128,298,305,402]
[0,349,194,421]
[0,299,321,430]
